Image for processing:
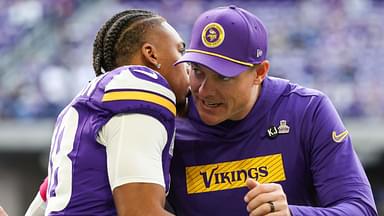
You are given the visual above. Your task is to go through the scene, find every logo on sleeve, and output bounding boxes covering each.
[332,130,349,143]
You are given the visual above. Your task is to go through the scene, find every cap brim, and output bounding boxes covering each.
[175,52,250,77]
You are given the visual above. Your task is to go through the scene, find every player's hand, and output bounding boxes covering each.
[0,206,8,216]
[244,178,291,216]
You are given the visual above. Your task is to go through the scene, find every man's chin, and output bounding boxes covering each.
[199,114,222,126]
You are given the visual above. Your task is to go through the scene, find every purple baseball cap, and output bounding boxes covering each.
[176,5,268,77]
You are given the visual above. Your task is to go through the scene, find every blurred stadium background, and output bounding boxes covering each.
[0,0,383,215]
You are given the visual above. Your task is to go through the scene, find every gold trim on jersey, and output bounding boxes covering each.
[102,91,176,116]
[185,154,286,194]
[186,49,254,67]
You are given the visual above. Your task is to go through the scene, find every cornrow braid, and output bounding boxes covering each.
[103,11,164,72]
[92,9,163,76]
[93,10,132,76]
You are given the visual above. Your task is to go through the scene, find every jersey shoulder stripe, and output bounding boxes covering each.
[98,65,176,116]
[102,90,176,116]
[104,66,175,101]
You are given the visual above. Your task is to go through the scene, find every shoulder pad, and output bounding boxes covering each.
[90,66,176,117]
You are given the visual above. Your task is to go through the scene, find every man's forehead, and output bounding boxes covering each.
[161,22,176,34]
[191,63,217,74]
[161,22,183,42]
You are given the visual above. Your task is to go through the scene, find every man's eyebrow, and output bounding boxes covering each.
[190,62,200,68]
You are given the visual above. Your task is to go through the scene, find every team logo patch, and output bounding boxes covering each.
[201,23,225,48]
[185,154,286,194]
[332,130,349,143]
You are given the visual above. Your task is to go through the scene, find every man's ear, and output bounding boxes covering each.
[254,60,270,85]
[141,42,159,69]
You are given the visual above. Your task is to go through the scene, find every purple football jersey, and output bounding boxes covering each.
[46,66,176,215]
[168,77,377,215]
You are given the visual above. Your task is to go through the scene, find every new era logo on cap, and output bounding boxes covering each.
[256,49,263,58]
[176,5,268,77]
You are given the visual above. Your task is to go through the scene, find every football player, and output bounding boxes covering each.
[26,9,189,216]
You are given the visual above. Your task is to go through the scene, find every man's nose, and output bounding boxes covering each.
[198,77,213,95]
[185,63,191,75]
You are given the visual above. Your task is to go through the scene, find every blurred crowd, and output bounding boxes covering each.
[1,0,384,214]
[0,0,384,120]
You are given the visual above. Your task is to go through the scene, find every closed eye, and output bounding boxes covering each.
[179,42,186,55]
[179,47,186,55]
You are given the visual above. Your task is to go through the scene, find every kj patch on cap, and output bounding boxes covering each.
[176,5,268,77]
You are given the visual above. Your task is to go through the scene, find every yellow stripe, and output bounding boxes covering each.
[102,91,176,116]
[185,154,286,194]
[186,49,254,67]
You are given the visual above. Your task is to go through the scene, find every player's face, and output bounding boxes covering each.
[189,63,259,125]
[152,22,190,106]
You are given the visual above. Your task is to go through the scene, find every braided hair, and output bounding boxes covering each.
[92,9,165,76]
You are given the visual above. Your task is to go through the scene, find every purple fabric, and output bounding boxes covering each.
[46,66,175,215]
[168,76,377,215]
